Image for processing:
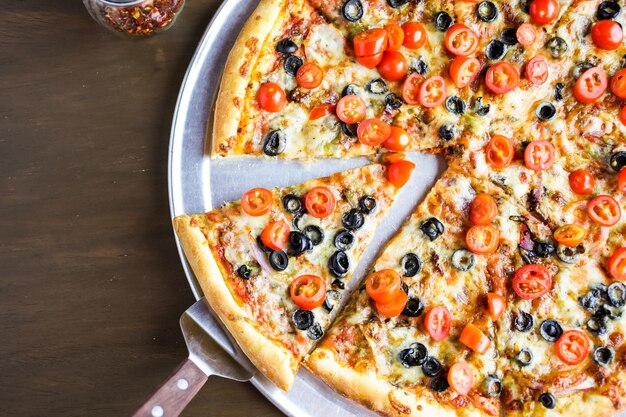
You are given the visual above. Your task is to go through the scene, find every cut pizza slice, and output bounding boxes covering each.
[173,163,406,391]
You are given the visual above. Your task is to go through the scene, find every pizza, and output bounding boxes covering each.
[174,0,626,415]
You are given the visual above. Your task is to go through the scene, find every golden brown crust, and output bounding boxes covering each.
[211,0,284,157]
[173,214,297,391]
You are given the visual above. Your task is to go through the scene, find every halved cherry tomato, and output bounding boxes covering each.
[377,50,408,81]
[524,140,555,171]
[384,126,411,151]
[449,56,480,88]
[261,220,290,251]
[387,160,415,188]
[241,188,273,216]
[587,195,622,226]
[336,95,366,124]
[485,62,519,94]
[487,293,505,321]
[591,19,623,50]
[402,22,427,49]
[257,82,286,112]
[376,290,408,318]
[402,73,425,105]
[424,305,451,341]
[619,168,626,194]
[611,68,626,99]
[419,76,447,108]
[385,23,404,51]
[526,55,549,85]
[460,323,491,354]
[445,24,479,56]
[574,67,607,104]
[357,53,384,68]
[553,224,586,247]
[296,62,324,89]
[516,23,537,46]
[555,330,590,365]
[357,118,391,146]
[621,105,626,126]
[609,247,626,281]
[305,186,336,218]
[366,269,402,304]
[353,28,388,57]
[309,104,335,121]
[290,275,326,310]
[512,264,551,299]
[466,224,500,255]
[485,135,514,169]
[529,0,559,24]
[382,152,406,164]
[569,169,595,195]
[469,193,498,225]
[448,362,475,395]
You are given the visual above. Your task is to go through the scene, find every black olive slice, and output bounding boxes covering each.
[485,39,506,60]
[422,356,442,376]
[366,78,388,94]
[539,320,563,342]
[429,375,450,392]
[600,304,623,320]
[554,82,564,101]
[591,283,608,299]
[237,265,251,280]
[473,97,490,116]
[535,242,555,258]
[401,282,409,294]
[593,346,614,366]
[514,311,533,332]
[302,225,324,246]
[572,62,594,80]
[323,290,341,313]
[263,130,286,156]
[342,0,364,22]
[476,1,498,22]
[283,55,303,76]
[256,236,272,253]
[385,93,403,109]
[288,231,313,256]
[535,101,557,121]
[292,213,303,231]
[333,229,355,251]
[434,11,453,31]
[597,1,621,20]
[515,348,533,367]
[538,392,556,409]
[546,37,568,59]
[608,282,626,307]
[342,209,365,230]
[482,375,502,397]
[387,0,409,7]
[451,249,475,271]
[283,194,302,213]
[332,278,345,290]
[556,244,584,263]
[445,96,466,115]
[402,297,424,317]
[579,292,600,311]
[501,28,518,45]
[329,250,350,277]
[292,309,314,330]
[401,253,422,277]
[269,250,289,271]
[307,323,324,340]
[420,218,445,241]
[414,59,428,75]
[399,343,428,367]
[438,124,458,141]
[341,121,358,138]
[359,195,377,214]
[276,38,298,54]
[610,151,626,172]
[342,83,360,97]
[586,316,608,336]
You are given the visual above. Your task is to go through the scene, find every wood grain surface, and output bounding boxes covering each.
[0,1,282,416]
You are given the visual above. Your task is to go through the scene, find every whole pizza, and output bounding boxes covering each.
[174,0,626,415]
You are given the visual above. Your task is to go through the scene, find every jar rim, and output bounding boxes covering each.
[97,0,149,5]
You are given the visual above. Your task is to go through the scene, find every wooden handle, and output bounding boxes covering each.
[132,358,209,417]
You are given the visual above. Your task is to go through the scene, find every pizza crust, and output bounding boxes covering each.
[173,214,297,391]
[211,0,284,157]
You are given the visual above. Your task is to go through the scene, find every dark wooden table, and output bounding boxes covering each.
[1,2,282,416]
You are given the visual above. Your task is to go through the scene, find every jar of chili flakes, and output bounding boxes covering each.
[84,0,185,37]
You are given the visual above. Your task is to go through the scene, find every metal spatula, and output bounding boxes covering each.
[133,298,255,417]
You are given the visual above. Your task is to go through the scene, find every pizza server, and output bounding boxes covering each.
[133,297,255,417]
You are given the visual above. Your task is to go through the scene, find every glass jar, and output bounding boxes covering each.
[83,0,185,37]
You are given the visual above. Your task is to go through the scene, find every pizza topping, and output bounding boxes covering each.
[268,250,289,271]
[610,151,626,172]
[292,309,314,330]
[366,269,402,304]
[359,195,377,214]
[402,22,427,49]
[402,73,425,104]
[514,311,534,332]
[323,290,341,313]
[305,186,336,219]
[556,244,584,263]
[241,188,273,216]
[387,160,415,187]
[329,250,350,278]
[529,0,559,24]
[261,221,290,251]
[263,130,286,156]
[574,67,607,103]
[257,83,286,112]
[438,124,458,141]
[402,297,424,317]
[237,265,252,280]
[420,217,445,241]
[425,305,452,341]
[388,0,408,8]
[448,362,474,395]
[342,208,365,230]
[434,11,453,32]
[384,24,404,51]
[290,275,326,310]
[385,93,404,110]
[419,76,447,107]
[513,264,552,299]
[593,346,614,366]
[429,375,450,392]
[452,249,476,271]
[307,323,324,340]
[276,38,297,54]
[422,356,443,376]
[545,36,568,59]
[449,56,480,88]
[485,62,519,94]
[302,225,324,246]
[526,56,548,87]
[358,118,391,146]
[568,169,595,195]
[401,253,422,276]
[501,28,518,45]
[383,126,411,151]
[376,291,408,317]
[619,168,626,194]
[460,323,491,354]
[485,40,506,60]
[609,247,626,281]
[444,96,466,115]
[469,193,498,225]
[535,101,556,121]
[524,140,555,171]
[598,1,621,19]
[332,279,345,290]
[539,319,563,342]
[377,51,408,81]
[445,24,479,57]
[485,135,514,168]
[341,121,358,138]
[342,0,363,22]
[283,55,303,76]
[535,241,556,258]
[587,316,608,336]
[553,224,586,247]
[515,348,534,366]
[487,293,505,321]
[296,62,324,89]
[482,375,502,397]
[591,20,623,50]
[554,82,564,101]
[366,78,388,95]
[333,230,354,251]
[353,28,388,66]
[476,1,498,23]
[516,23,537,47]
[399,342,428,367]
[466,224,500,255]
[538,392,556,409]
[608,282,626,307]
[556,330,590,365]
[288,231,313,256]
[587,195,621,226]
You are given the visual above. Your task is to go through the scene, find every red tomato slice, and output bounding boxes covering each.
[419,76,447,108]
[261,220,290,251]
[290,275,326,310]
[469,193,498,225]
[387,160,415,188]
[611,68,626,99]
[377,50,408,81]
[402,22,427,49]
[587,195,622,226]
[241,188,273,216]
[529,0,559,24]
[485,135,514,169]
[357,118,391,146]
[460,323,491,354]
[385,23,404,51]
[445,24,479,56]
[466,224,500,255]
[309,104,336,121]
[553,224,586,247]
[609,247,626,281]
[621,105,626,126]
[592,19,623,50]
[568,169,595,195]
[448,362,475,395]
[512,264,552,299]
[485,62,519,94]
[296,62,324,89]
[619,168,626,194]
[424,305,451,341]
[402,73,425,105]
[336,95,366,124]
[526,55,549,85]
[357,52,384,69]
[366,269,402,304]
[353,28,388,57]
[449,56,480,88]
[524,140,555,171]
[556,330,590,365]
[383,126,411,151]
[487,293,505,321]
[376,290,408,318]
[516,23,537,46]
[257,82,286,112]
[305,186,336,218]
[574,67,607,103]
